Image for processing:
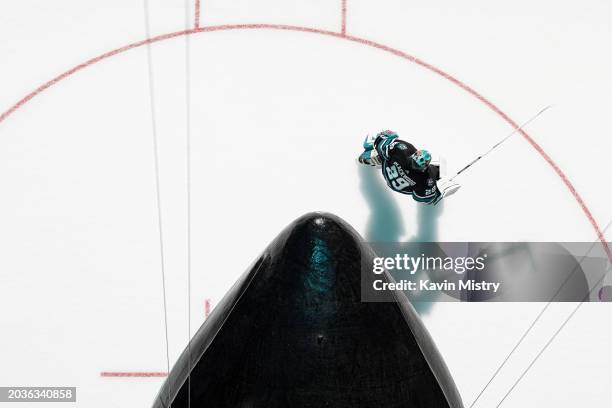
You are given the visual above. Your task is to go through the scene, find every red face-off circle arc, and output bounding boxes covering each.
[0,21,609,263]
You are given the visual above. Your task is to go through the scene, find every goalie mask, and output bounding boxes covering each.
[411,149,432,170]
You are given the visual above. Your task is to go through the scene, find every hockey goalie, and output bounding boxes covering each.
[357,130,460,205]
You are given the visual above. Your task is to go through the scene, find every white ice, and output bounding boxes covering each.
[0,1,610,407]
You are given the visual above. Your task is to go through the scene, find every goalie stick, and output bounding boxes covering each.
[449,105,552,182]
[432,105,551,206]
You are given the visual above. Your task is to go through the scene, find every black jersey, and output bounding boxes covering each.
[375,138,440,203]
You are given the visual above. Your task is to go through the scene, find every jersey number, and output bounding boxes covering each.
[385,165,411,190]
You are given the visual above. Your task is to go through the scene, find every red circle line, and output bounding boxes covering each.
[0,23,609,262]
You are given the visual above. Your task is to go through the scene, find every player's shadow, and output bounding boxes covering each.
[358,164,443,314]
[358,165,597,308]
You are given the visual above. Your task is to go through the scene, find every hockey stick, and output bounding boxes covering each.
[449,105,552,181]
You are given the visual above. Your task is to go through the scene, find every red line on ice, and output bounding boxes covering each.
[0,23,609,263]
[341,0,347,35]
[195,0,201,29]
[205,298,211,318]
[100,371,168,377]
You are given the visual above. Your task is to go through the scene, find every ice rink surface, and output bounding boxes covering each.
[0,1,610,406]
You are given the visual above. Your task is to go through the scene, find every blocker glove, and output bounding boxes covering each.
[431,178,461,206]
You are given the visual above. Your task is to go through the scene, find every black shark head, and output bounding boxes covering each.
[153,212,463,408]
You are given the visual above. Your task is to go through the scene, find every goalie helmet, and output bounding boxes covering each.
[412,149,432,169]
